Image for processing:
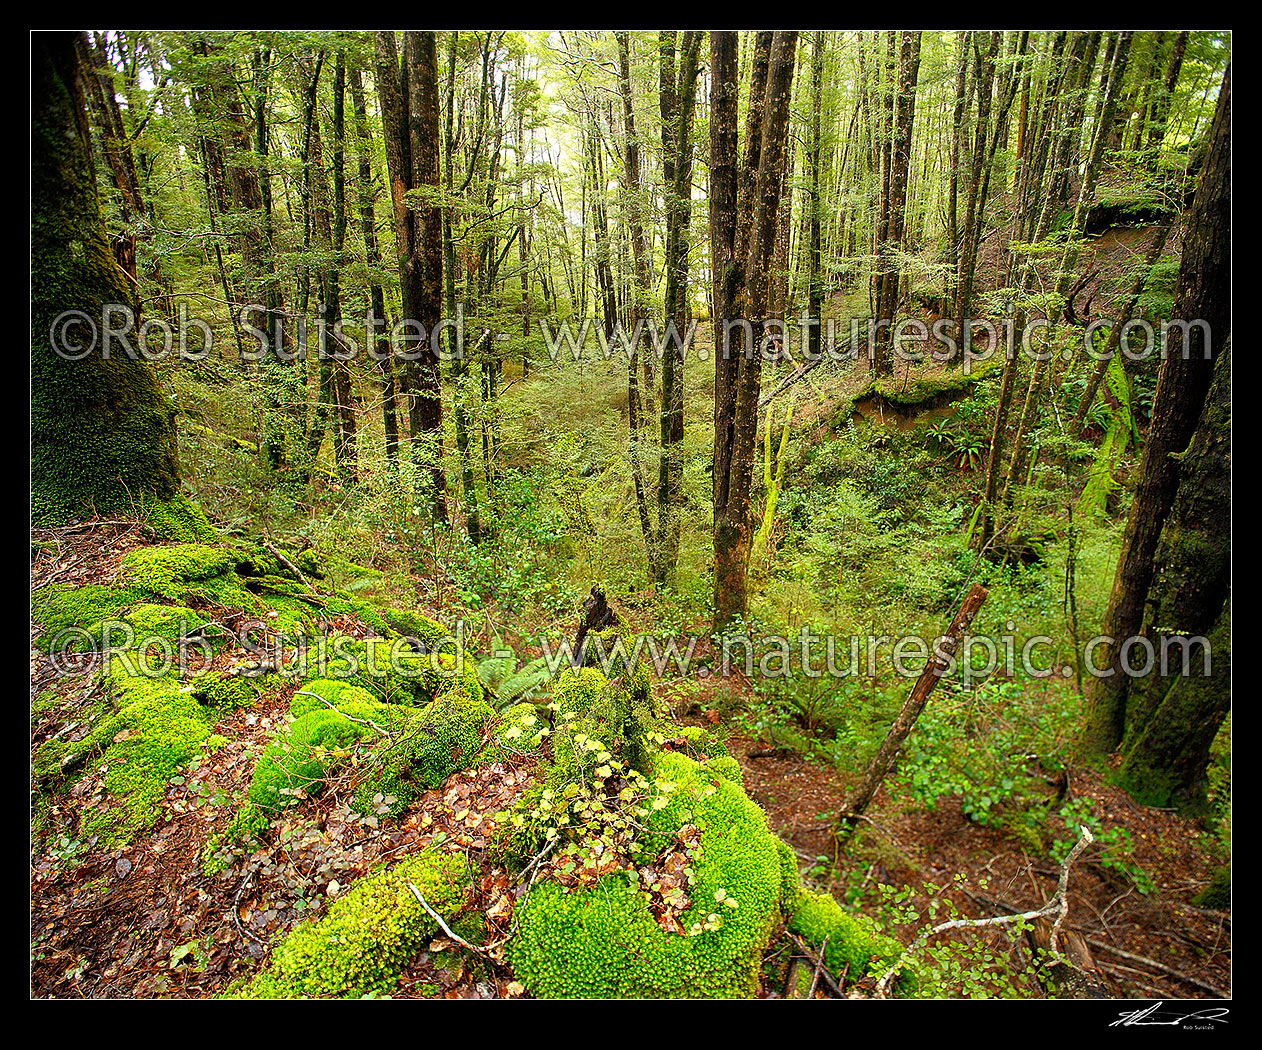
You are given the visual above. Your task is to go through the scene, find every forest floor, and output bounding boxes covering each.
[666,669,1230,1001]
[30,521,1229,999]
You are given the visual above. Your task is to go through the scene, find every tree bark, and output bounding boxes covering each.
[1116,338,1231,808]
[713,31,798,631]
[32,32,180,525]
[348,60,400,473]
[656,30,702,585]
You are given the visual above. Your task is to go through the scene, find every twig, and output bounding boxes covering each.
[232,869,269,950]
[808,935,829,998]
[759,355,825,409]
[408,882,487,958]
[789,934,845,997]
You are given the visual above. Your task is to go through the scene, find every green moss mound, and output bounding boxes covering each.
[380,608,458,648]
[120,543,241,601]
[247,682,398,813]
[353,688,496,817]
[143,495,219,544]
[247,677,495,820]
[33,659,215,848]
[501,654,908,999]
[325,635,484,708]
[787,885,910,989]
[509,748,787,998]
[871,356,1003,408]
[228,850,471,998]
[32,582,150,648]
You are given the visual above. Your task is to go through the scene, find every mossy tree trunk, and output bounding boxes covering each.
[1116,339,1231,809]
[873,31,921,375]
[373,30,448,520]
[1080,64,1230,761]
[32,32,180,526]
[656,30,703,586]
[348,59,401,473]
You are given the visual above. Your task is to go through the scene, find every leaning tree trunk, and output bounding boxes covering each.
[32,32,180,526]
[1080,63,1230,759]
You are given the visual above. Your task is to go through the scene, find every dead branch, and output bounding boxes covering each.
[1085,937,1229,998]
[874,824,1093,997]
[838,582,988,834]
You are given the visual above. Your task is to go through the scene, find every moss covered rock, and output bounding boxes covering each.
[508,747,790,997]
[33,658,215,848]
[228,850,471,999]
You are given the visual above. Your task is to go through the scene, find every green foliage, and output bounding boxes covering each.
[477,649,552,710]
[1078,356,1138,519]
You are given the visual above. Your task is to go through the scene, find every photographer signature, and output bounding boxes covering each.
[1110,1002,1229,1028]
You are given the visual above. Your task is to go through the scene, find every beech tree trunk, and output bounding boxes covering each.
[656,30,702,585]
[873,31,921,374]
[375,30,448,518]
[348,61,400,473]
[32,32,180,525]
[1080,63,1230,759]
[1116,339,1230,808]
[712,30,798,631]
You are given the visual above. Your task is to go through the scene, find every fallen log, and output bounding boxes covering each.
[836,582,988,835]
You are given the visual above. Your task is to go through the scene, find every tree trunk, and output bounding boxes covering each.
[32,32,180,525]
[873,31,921,374]
[713,31,798,631]
[1080,63,1230,759]
[656,30,702,586]
[348,60,400,473]
[838,583,989,830]
[1115,337,1230,807]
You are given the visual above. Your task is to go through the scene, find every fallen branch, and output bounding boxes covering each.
[1084,937,1229,999]
[873,824,1093,998]
[408,881,489,958]
[758,355,825,409]
[293,690,388,737]
[837,582,988,834]
[262,538,319,596]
